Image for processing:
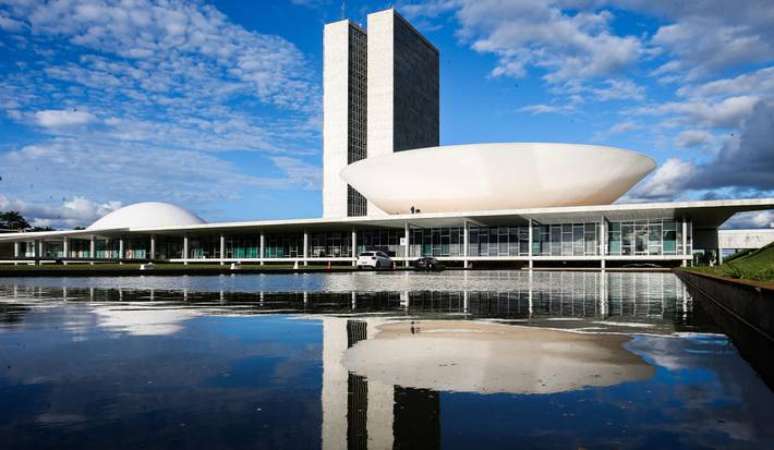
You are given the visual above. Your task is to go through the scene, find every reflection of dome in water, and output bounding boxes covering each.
[87,202,205,231]
[343,320,655,394]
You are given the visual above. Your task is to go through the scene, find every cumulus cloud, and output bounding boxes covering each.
[630,101,774,201]
[403,0,642,84]
[723,211,774,229]
[675,129,713,148]
[686,101,774,191]
[677,66,774,99]
[633,96,759,129]
[35,109,96,128]
[639,0,774,80]
[0,0,323,223]
[0,194,122,228]
[1,0,316,108]
[0,0,320,154]
[628,158,695,201]
[0,138,321,226]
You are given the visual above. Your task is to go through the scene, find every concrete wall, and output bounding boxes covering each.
[677,271,774,386]
[719,229,774,249]
[322,20,351,218]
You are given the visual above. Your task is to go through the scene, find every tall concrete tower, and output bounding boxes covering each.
[322,9,439,218]
[323,20,368,218]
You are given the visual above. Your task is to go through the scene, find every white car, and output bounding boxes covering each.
[357,251,393,270]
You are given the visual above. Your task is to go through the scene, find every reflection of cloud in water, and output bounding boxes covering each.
[93,305,201,336]
[343,320,655,394]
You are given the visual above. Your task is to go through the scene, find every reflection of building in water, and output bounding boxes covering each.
[322,316,440,450]
[406,272,692,325]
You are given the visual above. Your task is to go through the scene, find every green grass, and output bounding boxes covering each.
[689,242,774,283]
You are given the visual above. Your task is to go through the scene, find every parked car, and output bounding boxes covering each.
[357,251,393,270]
[412,257,445,271]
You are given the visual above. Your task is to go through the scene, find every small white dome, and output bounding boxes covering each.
[87,202,205,230]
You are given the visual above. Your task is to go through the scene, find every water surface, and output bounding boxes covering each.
[1,271,772,449]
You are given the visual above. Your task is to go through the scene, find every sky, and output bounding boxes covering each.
[0,0,772,229]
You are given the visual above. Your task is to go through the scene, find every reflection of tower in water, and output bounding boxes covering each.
[346,320,368,450]
[322,315,440,450]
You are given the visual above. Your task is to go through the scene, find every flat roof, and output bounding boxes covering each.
[1,198,772,241]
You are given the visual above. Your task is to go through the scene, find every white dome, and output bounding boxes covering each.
[87,202,205,230]
[341,143,656,214]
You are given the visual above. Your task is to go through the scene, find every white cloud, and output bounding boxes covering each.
[723,211,774,229]
[0,138,321,227]
[633,96,759,129]
[630,101,774,202]
[677,66,774,99]
[627,158,695,201]
[0,11,24,31]
[675,129,712,148]
[0,194,122,228]
[592,120,639,142]
[270,156,322,191]
[405,1,642,84]
[591,79,645,101]
[35,109,96,128]
[649,15,774,80]
[607,121,639,134]
[0,0,324,224]
[518,104,567,115]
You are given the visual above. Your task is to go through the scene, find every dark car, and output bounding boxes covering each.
[411,257,445,271]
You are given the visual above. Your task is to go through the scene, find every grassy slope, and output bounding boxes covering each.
[691,242,774,282]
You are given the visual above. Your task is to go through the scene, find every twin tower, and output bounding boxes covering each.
[322,9,440,217]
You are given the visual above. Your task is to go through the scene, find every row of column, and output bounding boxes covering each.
[10,218,694,266]
[13,236,144,265]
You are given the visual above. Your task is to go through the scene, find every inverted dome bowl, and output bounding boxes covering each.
[341,143,656,214]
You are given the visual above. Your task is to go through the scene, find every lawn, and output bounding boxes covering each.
[688,242,774,283]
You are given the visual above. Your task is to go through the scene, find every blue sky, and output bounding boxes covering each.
[0,0,772,229]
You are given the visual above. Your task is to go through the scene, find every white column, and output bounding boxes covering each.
[13,241,19,266]
[149,235,156,261]
[528,219,533,269]
[463,220,469,269]
[403,222,410,267]
[599,216,606,269]
[259,232,265,266]
[118,238,125,264]
[599,270,608,317]
[303,231,309,266]
[219,234,226,266]
[351,230,357,267]
[37,240,43,264]
[62,237,69,265]
[681,219,688,267]
[528,268,534,317]
[89,236,96,265]
[183,236,189,265]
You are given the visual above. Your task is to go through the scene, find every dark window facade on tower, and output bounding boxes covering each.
[347,25,368,216]
[392,13,440,152]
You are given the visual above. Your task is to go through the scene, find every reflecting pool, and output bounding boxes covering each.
[1,271,772,449]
